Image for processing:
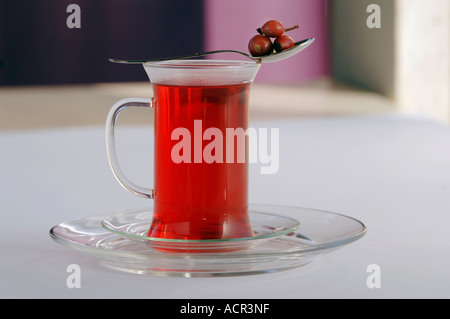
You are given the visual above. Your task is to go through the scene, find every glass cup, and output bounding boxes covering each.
[106,60,260,240]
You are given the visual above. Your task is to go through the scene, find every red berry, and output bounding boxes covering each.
[257,20,299,38]
[257,20,285,38]
[273,35,295,52]
[248,35,273,57]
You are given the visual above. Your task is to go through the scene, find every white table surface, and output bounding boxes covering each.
[1,114,450,299]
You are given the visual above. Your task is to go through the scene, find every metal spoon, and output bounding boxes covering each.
[109,37,315,64]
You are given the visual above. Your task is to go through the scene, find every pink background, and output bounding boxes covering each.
[204,0,330,83]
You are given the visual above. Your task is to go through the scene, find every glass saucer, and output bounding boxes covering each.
[100,209,301,252]
[49,204,366,277]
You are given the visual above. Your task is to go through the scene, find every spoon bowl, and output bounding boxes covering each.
[109,37,315,65]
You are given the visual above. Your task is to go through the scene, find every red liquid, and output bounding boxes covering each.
[148,82,254,240]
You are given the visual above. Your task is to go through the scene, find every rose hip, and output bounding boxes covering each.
[273,35,295,52]
[257,20,299,38]
[248,34,273,57]
[257,20,285,38]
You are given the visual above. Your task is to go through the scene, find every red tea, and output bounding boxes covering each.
[147,82,254,240]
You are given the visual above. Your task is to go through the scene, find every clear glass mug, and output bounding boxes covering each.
[106,60,260,240]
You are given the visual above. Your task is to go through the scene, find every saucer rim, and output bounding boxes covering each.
[100,208,302,244]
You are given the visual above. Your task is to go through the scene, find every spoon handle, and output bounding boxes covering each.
[109,50,253,64]
[109,37,314,65]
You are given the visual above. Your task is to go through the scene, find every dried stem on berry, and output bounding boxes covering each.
[284,25,299,32]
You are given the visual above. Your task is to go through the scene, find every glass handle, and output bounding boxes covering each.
[106,97,154,199]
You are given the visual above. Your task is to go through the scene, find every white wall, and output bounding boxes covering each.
[395,0,450,122]
[332,0,450,123]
